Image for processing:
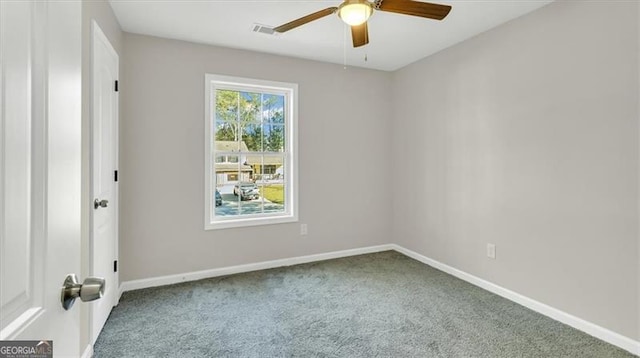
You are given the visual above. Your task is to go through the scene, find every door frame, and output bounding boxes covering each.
[89,19,119,344]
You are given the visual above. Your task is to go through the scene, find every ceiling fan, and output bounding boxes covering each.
[273,0,452,48]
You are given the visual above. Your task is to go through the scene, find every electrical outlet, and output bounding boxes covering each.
[300,223,308,236]
[487,243,496,259]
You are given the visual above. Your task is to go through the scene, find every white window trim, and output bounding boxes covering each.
[204,74,299,230]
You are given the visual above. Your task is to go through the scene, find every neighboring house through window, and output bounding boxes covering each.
[204,74,298,229]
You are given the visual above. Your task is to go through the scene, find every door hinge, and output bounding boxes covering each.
[114,80,119,92]
[114,170,118,182]
[114,260,118,273]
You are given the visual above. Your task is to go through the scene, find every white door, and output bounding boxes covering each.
[0,1,83,357]
[91,21,119,344]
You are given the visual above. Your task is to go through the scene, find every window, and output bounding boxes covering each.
[204,74,298,229]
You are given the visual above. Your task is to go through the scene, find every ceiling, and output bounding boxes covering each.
[109,0,554,71]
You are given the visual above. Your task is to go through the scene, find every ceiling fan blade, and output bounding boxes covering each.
[274,7,338,33]
[378,0,451,20]
[351,22,369,48]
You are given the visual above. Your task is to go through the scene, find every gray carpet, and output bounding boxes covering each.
[94,251,636,357]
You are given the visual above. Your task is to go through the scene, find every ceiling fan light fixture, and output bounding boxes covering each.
[338,1,372,26]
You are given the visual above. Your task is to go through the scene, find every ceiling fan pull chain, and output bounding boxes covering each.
[343,24,348,69]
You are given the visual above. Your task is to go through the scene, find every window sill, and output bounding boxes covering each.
[205,214,298,230]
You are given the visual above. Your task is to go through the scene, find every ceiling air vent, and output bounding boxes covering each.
[252,24,277,36]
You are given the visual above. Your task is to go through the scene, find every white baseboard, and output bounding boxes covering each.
[81,344,93,358]
[390,244,640,356]
[119,244,394,293]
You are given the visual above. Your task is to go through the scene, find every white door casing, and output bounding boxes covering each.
[90,21,119,344]
[0,0,83,356]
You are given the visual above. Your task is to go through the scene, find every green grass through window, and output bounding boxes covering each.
[262,185,284,204]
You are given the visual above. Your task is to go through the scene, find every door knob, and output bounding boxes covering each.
[94,199,108,209]
[61,274,105,310]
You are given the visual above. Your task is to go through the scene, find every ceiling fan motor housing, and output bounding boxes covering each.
[338,0,374,26]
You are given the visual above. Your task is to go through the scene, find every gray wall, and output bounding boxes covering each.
[81,0,123,352]
[391,0,639,340]
[120,34,393,282]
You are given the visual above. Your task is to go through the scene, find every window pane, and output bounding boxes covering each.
[263,94,285,124]
[214,186,237,217]
[214,169,239,217]
[262,155,285,214]
[216,89,239,125]
[245,154,259,179]
[240,92,261,124]
[238,180,262,215]
[242,123,263,152]
[215,121,238,146]
[264,124,285,153]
